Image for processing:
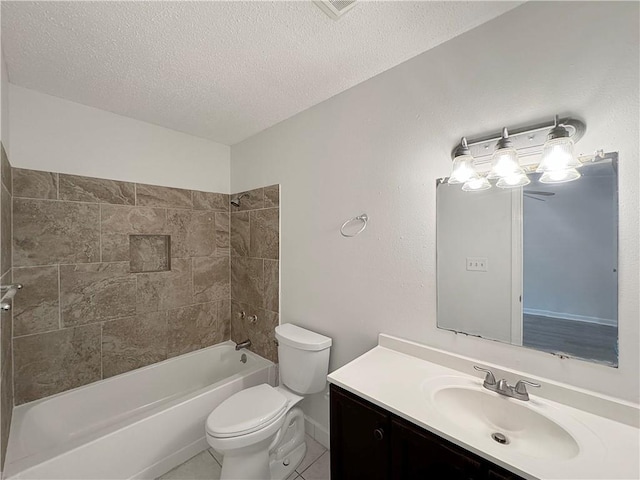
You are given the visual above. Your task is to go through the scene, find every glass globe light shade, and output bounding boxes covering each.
[496,173,531,189]
[449,154,478,184]
[462,176,491,192]
[537,137,580,173]
[539,168,581,184]
[488,146,524,179]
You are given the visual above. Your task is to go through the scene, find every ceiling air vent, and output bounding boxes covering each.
[314,0,357,20]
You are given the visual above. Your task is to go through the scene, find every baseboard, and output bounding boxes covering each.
[523,308,617,327]
[303,415,329,450]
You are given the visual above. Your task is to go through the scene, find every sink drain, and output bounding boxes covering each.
[491,432,509,445]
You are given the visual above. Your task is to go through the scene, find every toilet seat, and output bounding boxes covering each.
[207,384,288,438]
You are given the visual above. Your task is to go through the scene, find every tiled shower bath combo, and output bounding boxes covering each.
[0,155,281,478]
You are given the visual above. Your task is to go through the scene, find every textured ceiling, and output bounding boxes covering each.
[2,1,521,145]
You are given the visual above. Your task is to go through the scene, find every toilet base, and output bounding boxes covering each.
[269,442,306,480]
[220,444,272,480]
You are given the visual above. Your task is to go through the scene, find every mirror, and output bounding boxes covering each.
[436,155,618,366]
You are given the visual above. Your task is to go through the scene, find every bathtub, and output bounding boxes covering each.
[4,341,276,479]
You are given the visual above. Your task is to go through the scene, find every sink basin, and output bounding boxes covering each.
[422,376,596,461]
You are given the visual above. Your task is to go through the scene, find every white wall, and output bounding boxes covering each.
[9,85,230,192]
[437,185,515,342]
[231,1,640,432]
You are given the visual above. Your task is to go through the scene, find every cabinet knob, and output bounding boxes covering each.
[373,428,384,441]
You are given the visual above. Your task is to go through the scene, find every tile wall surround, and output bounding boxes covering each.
[230,185,280,363]
[0,144,13,470]
[10,167,235,405]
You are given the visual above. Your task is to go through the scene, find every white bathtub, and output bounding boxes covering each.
[4,341,275,480]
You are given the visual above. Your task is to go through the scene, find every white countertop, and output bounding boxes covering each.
[327,335,640,480]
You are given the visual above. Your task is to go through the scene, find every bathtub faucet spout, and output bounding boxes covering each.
[235,339,251,351]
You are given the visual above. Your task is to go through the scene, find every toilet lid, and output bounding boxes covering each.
[206,384,288,437]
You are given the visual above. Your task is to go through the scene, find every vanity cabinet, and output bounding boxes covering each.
[330,384,524,480]
[330,383,391,479]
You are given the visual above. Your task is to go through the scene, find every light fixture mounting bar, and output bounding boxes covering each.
[452,116,586,164]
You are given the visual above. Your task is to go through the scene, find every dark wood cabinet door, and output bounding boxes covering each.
[330,385,391,480]
[391,418,483,480]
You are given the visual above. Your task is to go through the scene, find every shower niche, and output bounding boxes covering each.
[129,234,171,273]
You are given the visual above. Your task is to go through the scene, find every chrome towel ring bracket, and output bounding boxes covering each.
[340,214,368,238]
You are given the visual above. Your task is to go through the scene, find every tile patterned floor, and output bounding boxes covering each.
[157,435,329,480]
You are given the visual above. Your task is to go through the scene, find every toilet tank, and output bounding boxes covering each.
[275,324,332,395]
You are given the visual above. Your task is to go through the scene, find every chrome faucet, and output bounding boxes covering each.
[235,339,252,351]
[473,366,540,401]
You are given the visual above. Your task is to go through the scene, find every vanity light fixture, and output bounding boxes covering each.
[489,128,530,188]
[537,115,581,184]
[446,115,586,192]
[449,137,479,184]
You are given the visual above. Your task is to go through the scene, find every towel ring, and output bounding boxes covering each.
[340,214,368,238]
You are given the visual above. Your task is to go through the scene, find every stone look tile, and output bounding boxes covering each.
[13,266,60,337]
[12,168,58,200]
[264,184,279,208]
[14,324,102,404]
[231,256,263,308]
[167,209,215,258]
[230,301,278,362]
[13,199,100,266]
[252,309,279,363]
[1,271,13,460]
[1,185,11,275]
[136,184,192,209]
[194,256,230,303]
[264,259,279,312]
[101,205,167,263]
[60,262,137,327]
[230,212,250,257]
[230,301,251,346]
[193,191,229,211]
[250,208,279,259]
[137,258,193,313]
[0,272,12,369]
[158,450,221,480]
[102,312,168,378]
[1,145,11,194]
[167,302,223,357]
[300,450,331,480]
[59,174,135,205]
[215,213,230,256]
[231,187,264,212]
[130,235,171,273]
[218,299,231,341]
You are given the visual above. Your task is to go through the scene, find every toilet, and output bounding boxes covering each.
[206,324,332,480]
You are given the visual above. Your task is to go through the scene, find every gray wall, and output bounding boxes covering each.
[524,168,617,324]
